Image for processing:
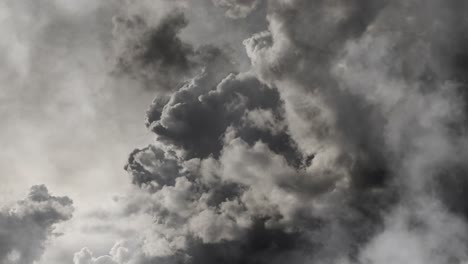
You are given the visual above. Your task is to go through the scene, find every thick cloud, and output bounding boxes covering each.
[112,8,237,93]
[22,0,468,263]
[112,11,194,91]
[0,185,74,264]
[331,0,468,217]
[111,0,468,263]
[146,71,302,165]
[244,0,468,262]
[125,145,182,188]
[80,133,395,263]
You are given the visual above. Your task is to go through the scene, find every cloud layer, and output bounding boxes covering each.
[4,0,468,263]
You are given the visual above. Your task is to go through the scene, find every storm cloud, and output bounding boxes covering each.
[112,0,468,263]
[4,0,468,263]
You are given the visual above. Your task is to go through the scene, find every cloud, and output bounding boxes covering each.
[112,11,195,91]
[360,200,468,264]
[107,0,468,263]
[74,1,397,262]
[79,132,394,263]
[112,8,237,93]
[0,185,74,264]
[73,247,120,264]
[243,0,468,263]
[4,0,468,263]
[212,0,261,18]
[145,70,302,166]
[125,145,182,188]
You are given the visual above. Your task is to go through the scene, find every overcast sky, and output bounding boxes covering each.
[2,0,468,264]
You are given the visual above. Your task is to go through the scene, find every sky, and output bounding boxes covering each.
[2,0,468,263]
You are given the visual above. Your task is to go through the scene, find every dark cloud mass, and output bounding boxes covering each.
[145,71,301,165]
[112,11,195,91]
[112,0,468,263]
[0,185,73,264]
[5,0,468,263]
[112,9,236,93]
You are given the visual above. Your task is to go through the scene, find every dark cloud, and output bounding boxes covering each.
[0,185,73,264]
[145,72,302,166]
[90,133,396,263]
[244,0,468,262]
[125,145,182,188]
[243,0,392,193]
[112,11,195,91]
[70,0,468,264]
[112,10,237,93]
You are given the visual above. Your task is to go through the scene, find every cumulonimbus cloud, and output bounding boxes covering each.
[8,0,468,263]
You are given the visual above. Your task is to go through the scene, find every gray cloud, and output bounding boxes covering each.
[4,0,468,263]
[112,11,195,92]
[112,8,240,93]
[212,0,262,19]
[146,71,301,165]
[243,0,468,262]
[0,185,74,264]
[103,0,468,263]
